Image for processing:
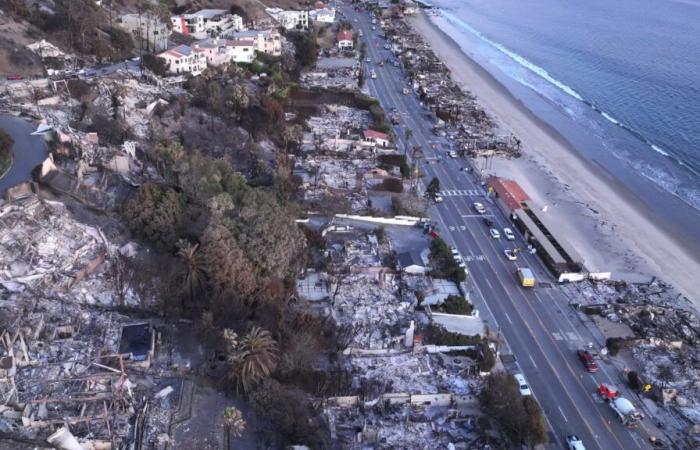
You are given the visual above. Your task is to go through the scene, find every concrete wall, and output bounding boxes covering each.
[326,392,477,409]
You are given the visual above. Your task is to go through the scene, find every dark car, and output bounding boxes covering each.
[483,218,494,227]
[6,74,23,80]
[577,350,599,373]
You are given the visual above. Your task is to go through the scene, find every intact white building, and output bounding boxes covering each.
[310,7,336,23]
[266,8,309,30]
[193,38,257,66]
[119,14,170,51]
[157,45,206,75]
[337,30,353,50]
[226,29,282,56]
[171,9,244,39]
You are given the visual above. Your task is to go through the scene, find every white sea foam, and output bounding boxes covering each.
[600,111,619,125]
[442,11,584,102]
[651,144,671,157]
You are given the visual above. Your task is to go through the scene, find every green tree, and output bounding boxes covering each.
[442,295,473,315]
[226,327,279,393]
[225,84,250,122]
[480,373,548,448]
[229,189,306,279]
[123,184,185,249]
[223,406,246,438]
[426,177,440,199]
[199,223,258,314]
[523,396,549,448]
[176,240,204,310]
[142,53,168,76]
[0,130,14,175]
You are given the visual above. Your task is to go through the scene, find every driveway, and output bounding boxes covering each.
[0,114,49,194]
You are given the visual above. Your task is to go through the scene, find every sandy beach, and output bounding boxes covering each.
[409,12,700,306]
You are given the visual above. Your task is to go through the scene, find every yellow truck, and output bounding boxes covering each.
[517,268,536,287]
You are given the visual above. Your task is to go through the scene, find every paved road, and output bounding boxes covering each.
[344,4,655,450]
[0,115,48,194]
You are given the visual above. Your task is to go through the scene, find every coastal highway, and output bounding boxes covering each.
[342,4,653,449]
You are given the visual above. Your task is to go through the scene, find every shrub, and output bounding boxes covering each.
[378,177,403,193]
[441,295,473,315]
[142,53,168,76]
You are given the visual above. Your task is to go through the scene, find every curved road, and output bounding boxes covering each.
[0,114,49,194]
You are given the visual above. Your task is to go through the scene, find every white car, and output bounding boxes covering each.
[504,249,517,261]
[489,228,501,239]
[434,195,443,203]
[370,70,377,79]
[448,151,457,158]
[514,373,532,396]
[450,246,460,256]
[503,227,515,240]
[566,435,586,450]
[473,202,486,214]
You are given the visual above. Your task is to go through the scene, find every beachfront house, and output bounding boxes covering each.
[337,30,354,50]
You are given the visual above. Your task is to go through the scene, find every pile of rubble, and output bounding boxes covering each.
[384,18,520,158]
[302,229,492,448]
[301,57,360,90]
[572,280,700,434]
[0,197,149,307]
[0,195,182,448]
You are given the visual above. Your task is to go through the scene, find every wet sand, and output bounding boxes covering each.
[409,12,700,306]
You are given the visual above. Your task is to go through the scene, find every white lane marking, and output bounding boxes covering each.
[558,406,569,423]
[504,311,514,325]
[528,354,538,369]
[485,278,493,290]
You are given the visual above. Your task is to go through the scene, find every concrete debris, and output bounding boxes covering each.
[382,16,520,158]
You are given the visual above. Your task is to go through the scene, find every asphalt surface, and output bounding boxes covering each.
[0,114,48,194]
[343,4,655,449]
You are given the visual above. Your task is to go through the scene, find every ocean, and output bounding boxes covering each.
[428,0,700,213]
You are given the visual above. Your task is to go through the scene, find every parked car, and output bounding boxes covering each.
[504,249,517,261]
[450,246,460,256]
[489,228,501,239]
[577,350,599,373]
[567,435,586,450]
[448,151,457,158]
[473,202,486,214]
[6,74,23,80]
[514,373,532,396]
[503,227,515,240]
[434,194,443,203]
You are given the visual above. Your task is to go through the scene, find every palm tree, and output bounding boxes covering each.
[223,406,246,438]
[227,327,279,392]
[176,240,204,310]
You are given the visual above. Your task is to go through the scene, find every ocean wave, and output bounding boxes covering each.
[600,111,619,125]
[441,11,584,101]
[437,8,700,187]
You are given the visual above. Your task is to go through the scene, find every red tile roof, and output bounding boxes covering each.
[488,176,530,211]
[337,30,353,42]
[363,129,389,141]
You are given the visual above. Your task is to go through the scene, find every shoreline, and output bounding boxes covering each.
[408,11,700,306]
